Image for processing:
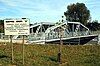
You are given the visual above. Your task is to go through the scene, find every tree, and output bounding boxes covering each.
[64,3,90,25]
[91,20,100,30]
[0,20,4,24]
[0,20,4,33]
[86,20,100,31]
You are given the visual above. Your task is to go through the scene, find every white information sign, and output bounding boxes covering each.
[4,19,30,35]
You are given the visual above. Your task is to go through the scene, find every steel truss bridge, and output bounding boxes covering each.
[28,21,98,44]
[0,21,98,44]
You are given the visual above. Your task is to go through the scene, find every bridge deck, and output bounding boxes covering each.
[30,34,98,44]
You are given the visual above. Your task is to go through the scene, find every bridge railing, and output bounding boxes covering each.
[1,30,97,41]
[28,30,91,41]
[45,31,90,40]
[90,31,100,35]
[29,32,45,41]
[0,33,9,40]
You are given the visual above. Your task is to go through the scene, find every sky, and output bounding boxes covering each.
[0,0,100,23]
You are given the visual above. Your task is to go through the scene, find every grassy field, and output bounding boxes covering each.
[0,43,100,66]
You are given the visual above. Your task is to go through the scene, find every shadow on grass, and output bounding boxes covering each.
[0,55,8,58]
[49,56,58,62]
[41,55,58,62]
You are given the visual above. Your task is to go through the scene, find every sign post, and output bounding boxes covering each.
[4,18,30,65]
[58,16,64,64]
[10,35,14,63]
[22,35,25,65]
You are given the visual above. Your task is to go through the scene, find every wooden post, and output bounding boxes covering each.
[22,35,25,65]
[10,35,14,63]
[58,28,63,64]
[98,34,100,44]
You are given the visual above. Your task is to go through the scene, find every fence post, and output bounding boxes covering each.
[22,35,25,65]
[10,35,14,63]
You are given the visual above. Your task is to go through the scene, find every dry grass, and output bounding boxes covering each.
[0,43,100,66]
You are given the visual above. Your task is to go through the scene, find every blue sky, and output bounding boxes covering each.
[0,0,100,23]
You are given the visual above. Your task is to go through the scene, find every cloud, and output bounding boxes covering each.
[0,0,100,22]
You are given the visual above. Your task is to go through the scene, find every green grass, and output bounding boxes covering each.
[0,43,100,66]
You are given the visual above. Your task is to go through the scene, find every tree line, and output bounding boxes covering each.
[86,20,100,31]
